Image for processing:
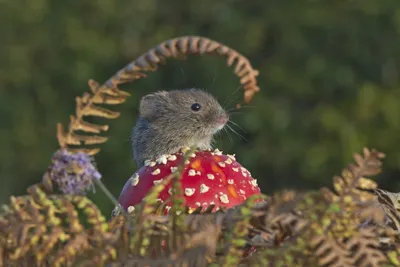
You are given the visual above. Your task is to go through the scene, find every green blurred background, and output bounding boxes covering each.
[2,0,400,215]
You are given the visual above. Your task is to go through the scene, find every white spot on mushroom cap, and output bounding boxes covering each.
[200,184,210,193]
[218,162,226,168]
[242,171,248,177]
[170,166,178,173]
[225,158,233,165]
[168,155,177,161]
[240,189,246,195]
[196,171,201,176]
[250,179,258,186]
[184,160,190,165]
[185,188,196,196]
[219,194,229,204]
[149,161,156,167]
[207,174,215,180]
[188,169,196,176]
[152,169,161,175]
[227,154,236,161]
[130,173,139,186]
[195,202,201,207]
[127,206,135,213]
[232,167,239,172]
[190,153,196,158]
[156,154,168,165]
[227,179,234,185]
[213,148,223,155]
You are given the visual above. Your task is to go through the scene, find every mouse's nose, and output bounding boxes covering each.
[216,112,229,125]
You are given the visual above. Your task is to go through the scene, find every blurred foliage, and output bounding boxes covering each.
[2,0,400,216]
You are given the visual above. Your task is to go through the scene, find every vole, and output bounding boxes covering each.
[131,88,229,167]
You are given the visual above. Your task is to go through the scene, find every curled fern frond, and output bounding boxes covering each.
[57,36,260,155]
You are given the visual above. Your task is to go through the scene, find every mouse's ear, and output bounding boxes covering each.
[139,91,169,120]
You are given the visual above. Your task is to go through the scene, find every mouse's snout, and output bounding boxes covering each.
[216,111,229,125]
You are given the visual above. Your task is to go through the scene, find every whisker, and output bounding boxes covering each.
[223,127,233,144]
[226,107,238,113]
[240,104,259,109]
[228,111,246,116]
[227,105,259,112]
[180,67,186,81]
[211,65,218,89]
[232,83,244,96]
[228,120,247,134]
[222,94,239,110]
[222,83,244,110]
[226,124,250,143]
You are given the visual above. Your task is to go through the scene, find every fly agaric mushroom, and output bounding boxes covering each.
[117,148,262,215]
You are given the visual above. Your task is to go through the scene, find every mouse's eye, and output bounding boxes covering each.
[191,103,201,112]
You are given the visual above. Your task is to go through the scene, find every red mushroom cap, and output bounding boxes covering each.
[117,148,262,214]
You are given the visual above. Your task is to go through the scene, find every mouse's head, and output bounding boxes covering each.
[139,88,229,140]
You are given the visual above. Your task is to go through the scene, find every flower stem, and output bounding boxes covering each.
[94,178,128,217]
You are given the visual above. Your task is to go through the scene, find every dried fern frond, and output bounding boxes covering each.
[129,174,175,257]
[362,188,400,233]
[243,148,390,267]
[220,194,267,266]
[0,181,128,267]
[346,227,388,267]
[300,148,390,267]
[323,147,384,204]
[241,246,307,267]
[57,36,260,155]
[316,147,385,238]
[235,192,339,266]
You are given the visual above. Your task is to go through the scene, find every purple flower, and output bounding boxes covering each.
[47,149,102,195]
